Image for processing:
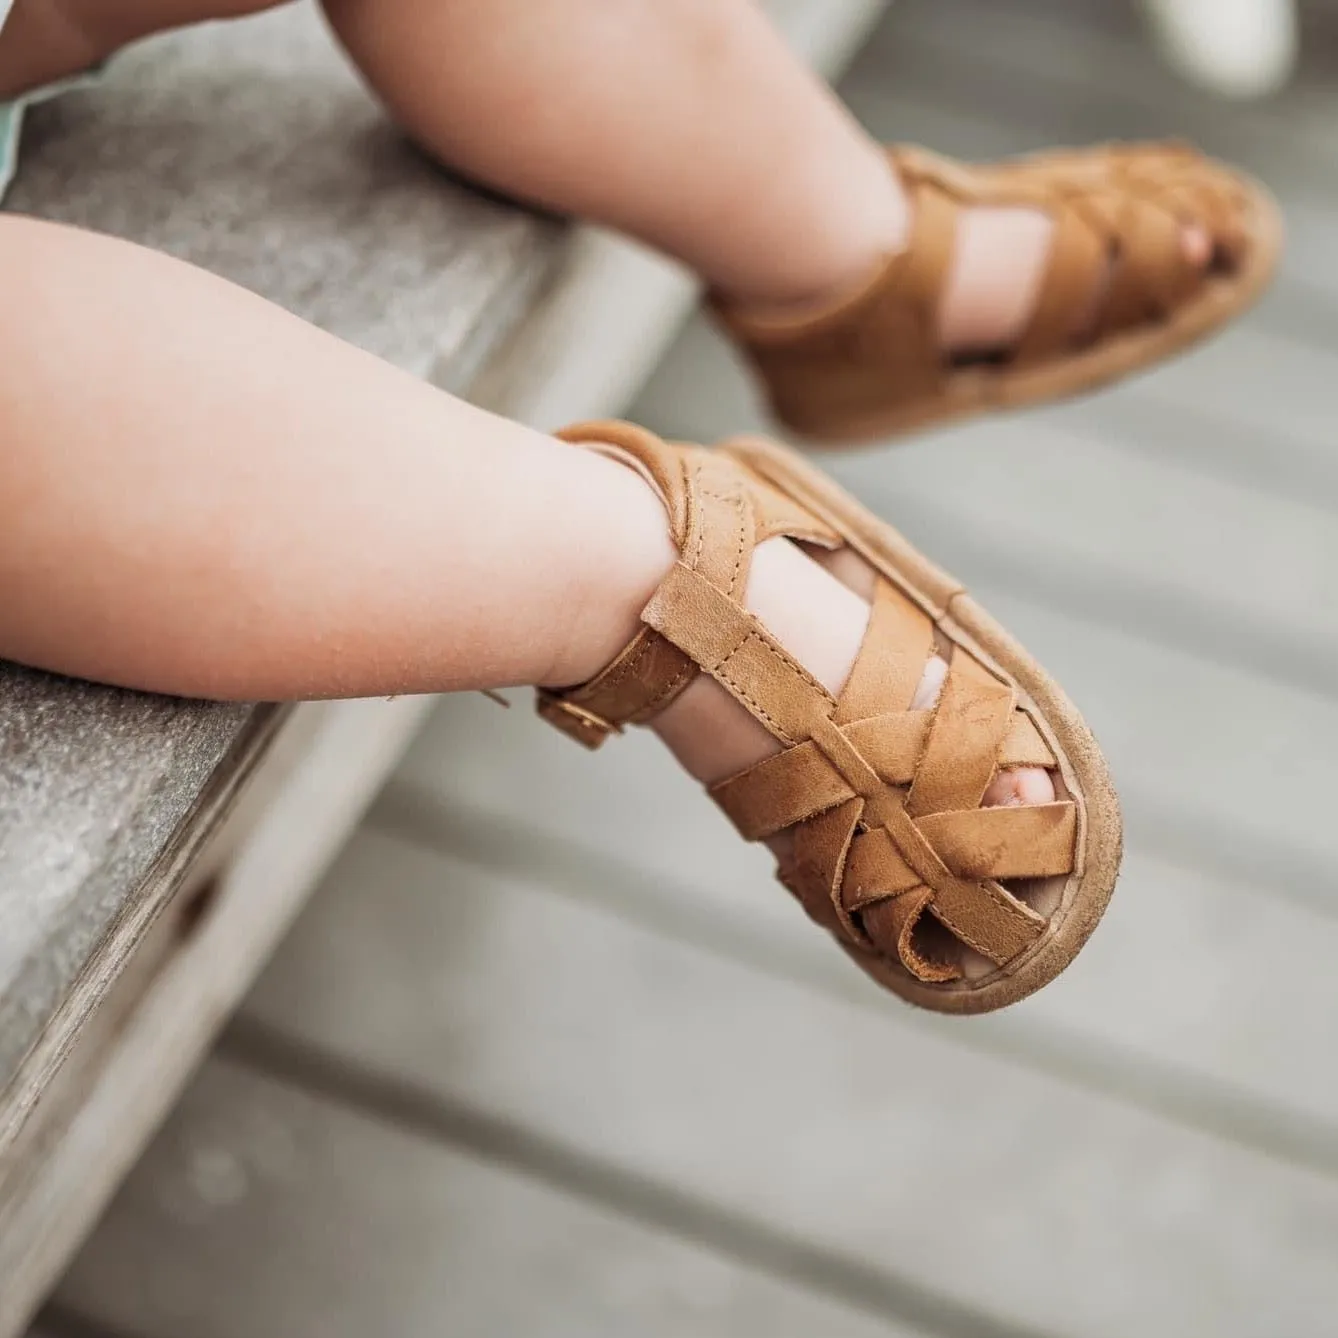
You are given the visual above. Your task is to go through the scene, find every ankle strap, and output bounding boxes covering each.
[537,623,697,749]
[539,421,845,748]
[537,422,720,747]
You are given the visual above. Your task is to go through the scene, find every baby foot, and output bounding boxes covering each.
[938,205,1215,358]
[540,421,1119,1008]
[731,187,1219,358]
[717,142,1271,442]
[651,536,1055,898]
[651,535,1050,794]
[545,452,1057,977]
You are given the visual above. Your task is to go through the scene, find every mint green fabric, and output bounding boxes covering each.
[0,99,22,201]
[0,0,12,199]
[0,0,17,199]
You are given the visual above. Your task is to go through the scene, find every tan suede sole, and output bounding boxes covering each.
[720,433,1123,1014]
[786,167,1282,447]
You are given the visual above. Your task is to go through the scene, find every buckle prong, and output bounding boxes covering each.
[535,693,622,750]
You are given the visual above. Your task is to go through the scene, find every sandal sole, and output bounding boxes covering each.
[720,433,1124,1014]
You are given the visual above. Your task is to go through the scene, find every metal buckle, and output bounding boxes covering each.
[535,693,622,750]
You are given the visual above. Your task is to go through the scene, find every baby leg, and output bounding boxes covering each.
[0,209,1051,800]
[0,214,675,699]
[0,212,1064,1006]
[0,0,285,97]
[323,0,1216,352]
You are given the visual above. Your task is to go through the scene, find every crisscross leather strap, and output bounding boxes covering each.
[892,142,1246,363]
[539,423,1078,983]
[717,140,1248,417]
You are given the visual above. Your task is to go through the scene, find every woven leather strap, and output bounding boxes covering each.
[539,423,1077,982]
[891,142,1246,366]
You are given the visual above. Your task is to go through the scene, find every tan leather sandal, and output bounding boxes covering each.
[716,141,1281,443]
[538,422,1122,1014]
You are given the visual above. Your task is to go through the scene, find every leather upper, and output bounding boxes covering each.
[539,422,1078,985]
[716,141,1250,432]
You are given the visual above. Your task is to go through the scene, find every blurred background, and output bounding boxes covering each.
[32,0,1338,1333]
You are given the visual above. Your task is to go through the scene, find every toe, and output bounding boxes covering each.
[1180,223,1213,269]
[983,765,1056,808]
[1206,189,1254,270]
[1174,160,1257,274]
[912,655,1057,809]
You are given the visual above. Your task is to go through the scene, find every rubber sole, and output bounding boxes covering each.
[774,165,1283,447]
[720,433,1124,1015]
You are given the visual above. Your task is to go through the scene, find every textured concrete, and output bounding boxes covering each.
[0,666,253,1095]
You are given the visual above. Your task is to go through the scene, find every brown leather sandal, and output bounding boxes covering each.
[716,141,1281,444]
[538,422,1122,1014]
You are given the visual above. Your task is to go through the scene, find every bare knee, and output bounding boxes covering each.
[316,0,441,139]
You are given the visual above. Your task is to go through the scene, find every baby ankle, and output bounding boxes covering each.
[536,444,677,691]
[713,153,911,322]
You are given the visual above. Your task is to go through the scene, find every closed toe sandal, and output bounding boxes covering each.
[538,421,1122,1014]
[716,141,1281,444]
